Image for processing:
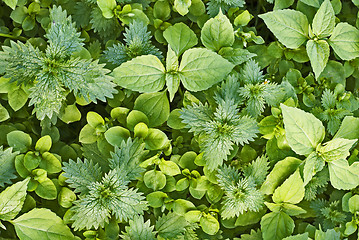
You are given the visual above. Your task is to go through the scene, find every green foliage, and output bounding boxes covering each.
[1,0,359,239]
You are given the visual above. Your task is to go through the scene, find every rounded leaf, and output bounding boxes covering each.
[7,130,32,153]
[35,135,52,153]
[104,126,130,146]
[144,170,166,190]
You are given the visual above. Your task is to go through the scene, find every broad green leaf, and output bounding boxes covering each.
[146,191,168,208]
[155,212,188,239]
[281,104,325,155]
[12,208,76,240]
[349,195,359,213]
[306,39,330,79]
[165,73,180,102]
[113,55,166,93]
[319,138,357,162]
[39,152,62,174]
[281,203,307,216]
[315,228,341,240]
[8,87,28,111]
[173,0,191,16]
[274,0,295,10]
[104,126,130,146]
[79,124,97,144]
[334,116,359,140]
[97,0,116,18]
[261,157,302,195]
[144,170,166,190]
[7,131,32,153]
[35,135,52,153]
[35,178,57,200]
[328,159,359,190]
[144,128,169,150]
[0,147,18,187]
[0,178,29,221]
[261,211,295,240]
[200,213,220,235]
[328,23,359,60]
[303,152,325,185]
[87,111,105,128]
[283,233,309,240]
[312,0,335,38]
[201,11,234,51]
[259,9,309,49]
[179,48,234,92]
[273,169,305,204]
[59,104,81,124]
[163,23,198,56]
[0,103,10,122]
[299,0,321,8]
[159,160,181,176]
[4,0,17,10]
[134,91,170,127]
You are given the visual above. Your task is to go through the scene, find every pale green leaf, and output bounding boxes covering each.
[328,23,359,60]
[260,211,294,240]
[259,9,309,49]
[328,159,359,190]
[3,0,17,10]
[0,178,29,221]
[179,48,234,92]
[334,116,359,140]
[155,212,188,239]
[261,157,302,195]
[312,0,335,38]
[97,0,116,18]
[319,138,357,162]
[299,0,321,8]
[303,152,325,185]
[283,233,309,240]
[8,87,28,111]
[201,11,234,51]
[306,39,330,79]
[163,23,198,56]
[113,55,166,93]
[281,104,325,156]
[134,91,170,127]
[174,0,191,16]
[120,215,156,240]
[12,208,76,240]
[0,103,9,122]
[273,169,305,204]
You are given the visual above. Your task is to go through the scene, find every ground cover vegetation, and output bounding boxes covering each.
[0,0,359,239]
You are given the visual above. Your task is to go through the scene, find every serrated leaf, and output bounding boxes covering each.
[113,55,166,93]
[179,48,233,92]
[273,169,305,204]
[259,9,309,49]
[319,138,357,162]
[303,152,325,185]
[281,104,325,156]
[328,159,359,190]
[328,23,359,60]
[312,0,335,38]
[12,208,76,240]
[62,158,102,195]
[0,178,29,221]
[155,212,188,239]
[260,211,294,240]
[306,40,330,79]
[201,11,234,51]
[120,215,156,240]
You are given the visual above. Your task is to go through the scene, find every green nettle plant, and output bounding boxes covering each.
[1,0,359,239]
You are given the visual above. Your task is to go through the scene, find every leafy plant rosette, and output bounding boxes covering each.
[1,0,359,239]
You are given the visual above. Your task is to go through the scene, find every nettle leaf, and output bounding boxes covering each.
[155,212,189,239]
[306,40,330,79]
[328,159,359,190]
[179,48,234,92]
[259,9,309,49]
[201,11,234,51]
[120,215,156,240]
[328,23,359,60]
[0,146,18,187]
[319,138,357,162]
[312,0,335,38]
[272,169,305,204]
[163,23,198,56]
[12,208,77,240]
[281,104,325,156]
[260,211,294,240]
[0,178,29,221]
[112,55,166,93]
